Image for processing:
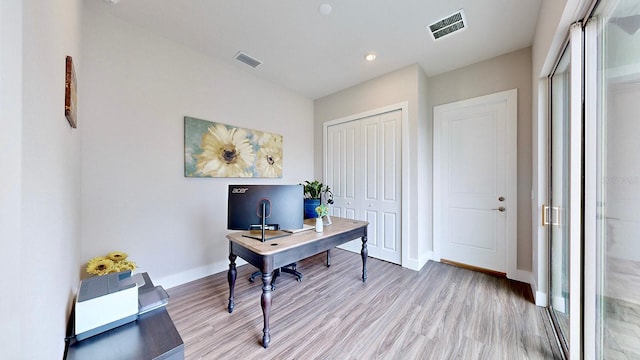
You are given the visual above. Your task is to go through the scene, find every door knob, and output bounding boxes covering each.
[492,207,506,212]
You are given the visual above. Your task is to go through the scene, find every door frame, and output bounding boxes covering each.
[323,102,409,267]
[433,89,518,279]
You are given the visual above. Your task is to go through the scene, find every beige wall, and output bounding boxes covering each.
[428,47,533,272]
[0,1,23,358]
[4,0,85,358]
[80,2,315,288]
[314,64,432,270]
[315,49,533,273]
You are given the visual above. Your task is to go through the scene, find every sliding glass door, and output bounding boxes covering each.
[548,45,571,355]
[546,1,640,357]
[547,22,584,359]
[585,1,640,358]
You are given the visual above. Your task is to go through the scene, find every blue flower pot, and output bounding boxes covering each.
[303,199,321,219]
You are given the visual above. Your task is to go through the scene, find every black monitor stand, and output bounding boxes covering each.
[245,203,303,287]
[242,201,290,242]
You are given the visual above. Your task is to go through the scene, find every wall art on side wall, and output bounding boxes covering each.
[65,56,77,128]
[184,116,283,178]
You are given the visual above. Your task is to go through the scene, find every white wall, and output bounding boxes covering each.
[314,64,432,270]
[428,47,533,274]
[0,0,23,358]
[80,2,314,288]
[3,0,84,358]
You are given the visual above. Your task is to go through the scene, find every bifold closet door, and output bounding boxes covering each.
[326,110,402,265]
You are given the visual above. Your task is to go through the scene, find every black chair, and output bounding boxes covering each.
[248,250,332,290]
[249,263,302,290]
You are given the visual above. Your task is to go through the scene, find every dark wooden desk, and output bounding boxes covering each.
[226,217,369,348]
[65,273,184,360]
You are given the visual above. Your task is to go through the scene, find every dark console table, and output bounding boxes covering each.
[226,216,369,348]
[65,273,184,360]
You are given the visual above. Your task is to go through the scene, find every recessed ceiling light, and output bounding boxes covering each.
[365,53,377,62]
[319,4,332,15]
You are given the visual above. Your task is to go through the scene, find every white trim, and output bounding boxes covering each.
[526,269,546,306]
[323,103,407,128]
[513,269,535,286]
[433,89,518,279]
[323,102,410,268]
[535,77,550,307]
[568,22,584,360]
[536,291,549,307]
[583,16,598,360]
[505,89,519,280]
[420,251,434,269]
[159,258,248,290]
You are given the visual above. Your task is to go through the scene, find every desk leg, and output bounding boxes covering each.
[326,249,331,267]
[261,272,273,348]
[227,253,237,313]
[361,234,368,282]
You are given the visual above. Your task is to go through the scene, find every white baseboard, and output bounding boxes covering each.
[510,269,534,284]
[411,251,433,271]
[156,258,247,290]
[535,291,548,307]
[402,250,432,271]
[508,269,550,307]
[338,242,429,271]
[529,275,548,307]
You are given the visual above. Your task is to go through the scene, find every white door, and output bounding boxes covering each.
[326,110,402,264]
[434,89,517,275]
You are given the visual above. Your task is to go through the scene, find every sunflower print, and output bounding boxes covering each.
[255,133,283,177]
[195,124,255,177]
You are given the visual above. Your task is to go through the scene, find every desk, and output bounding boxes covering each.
[226,217,368,348]
[65,273,184,360]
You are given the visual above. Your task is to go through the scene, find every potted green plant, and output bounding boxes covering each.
[301,180,333,219]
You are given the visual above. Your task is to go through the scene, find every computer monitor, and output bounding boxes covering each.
[227,184,304,241]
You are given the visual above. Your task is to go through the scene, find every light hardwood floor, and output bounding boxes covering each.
[166,249,562,360]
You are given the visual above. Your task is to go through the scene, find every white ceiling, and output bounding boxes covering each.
[96,0,542,99]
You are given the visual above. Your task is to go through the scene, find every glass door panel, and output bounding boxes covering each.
[549,45,571,355]
[591,1,640,358]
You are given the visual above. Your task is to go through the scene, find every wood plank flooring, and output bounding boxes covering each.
[166,249,562,360]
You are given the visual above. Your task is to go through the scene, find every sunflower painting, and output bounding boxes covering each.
[184,117,283,178]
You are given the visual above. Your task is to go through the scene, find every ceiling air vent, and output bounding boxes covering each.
[428,10,466,40]
[235,52,262,68]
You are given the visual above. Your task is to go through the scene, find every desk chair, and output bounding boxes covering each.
[249,263,302,290]
[248,250,332,290]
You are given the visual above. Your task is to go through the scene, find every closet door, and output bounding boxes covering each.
[326,110,402,264]
[326,120,361,220]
